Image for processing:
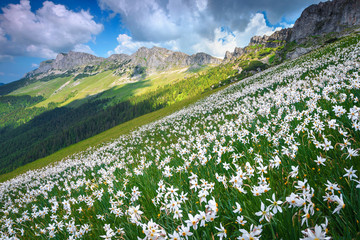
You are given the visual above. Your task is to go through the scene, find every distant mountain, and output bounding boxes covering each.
[25,47,221,81]
[0,47,221,96]
[0,83,4,86]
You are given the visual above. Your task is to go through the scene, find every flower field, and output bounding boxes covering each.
[1,34,360,239]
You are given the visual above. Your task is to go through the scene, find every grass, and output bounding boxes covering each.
[0,85,224,183]
[10,76,72,99]
[8,67,202,109]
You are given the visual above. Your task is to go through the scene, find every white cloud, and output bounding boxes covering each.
[99,0,209,43]
[108,34,180,56]
[193,13,281,58]
[100,0,320,58]
[110,13,281,59]
[109,34,154,55]
[31,63,39,68]
[0,0,103,58]
[73,44,95,55]
[99,0,321,42]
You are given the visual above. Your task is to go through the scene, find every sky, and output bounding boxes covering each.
[0,0,323,84]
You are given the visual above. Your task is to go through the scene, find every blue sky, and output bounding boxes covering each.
[0,0,321,84]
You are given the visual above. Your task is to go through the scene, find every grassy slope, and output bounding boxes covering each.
[0,86,223,183]
[9,67,199,108]
[10,76,72,99]
[1,34,359,239]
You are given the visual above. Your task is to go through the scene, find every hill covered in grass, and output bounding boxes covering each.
[0,31,359,239]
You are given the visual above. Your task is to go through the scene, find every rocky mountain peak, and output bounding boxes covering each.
[190,52,222,65]
[26,46,221,79]
[290,0,360,42]
[52,51,103,70]
[249,28,291,47]
[129,46,221,70]
[29,51,104,77]
[107,53,130,62]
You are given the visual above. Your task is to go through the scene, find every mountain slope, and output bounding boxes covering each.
[1,0,360,177]
[0,59,237,175]
[0,31,359,239]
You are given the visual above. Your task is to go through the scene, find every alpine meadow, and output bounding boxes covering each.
[0,0,360,239]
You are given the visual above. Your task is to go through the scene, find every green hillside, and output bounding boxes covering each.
[0,33,359,239]
[0,64,225,175]
[0,85,223,183]
[9,67,198,109]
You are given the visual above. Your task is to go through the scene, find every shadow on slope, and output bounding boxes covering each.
[0,80,156,174]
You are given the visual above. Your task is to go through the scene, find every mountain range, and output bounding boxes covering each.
[3,0,358,97]
[27,47,221,80]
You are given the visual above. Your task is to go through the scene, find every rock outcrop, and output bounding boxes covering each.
[224,47,246,61]
[290,0,360,43]
[286,47,315,60]
[249,28,291,47]
[31,52,104,76]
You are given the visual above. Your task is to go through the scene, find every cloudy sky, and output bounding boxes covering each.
[0,0,322,83]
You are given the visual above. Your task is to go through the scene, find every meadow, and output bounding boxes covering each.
[0,34,359,239]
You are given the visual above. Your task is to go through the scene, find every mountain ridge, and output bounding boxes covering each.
[26,46,221,80]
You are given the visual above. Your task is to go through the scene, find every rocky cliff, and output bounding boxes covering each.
[290,0,360,43]
[249,28,292,47]
[31,51,104,76]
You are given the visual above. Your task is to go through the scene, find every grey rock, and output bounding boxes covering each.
[290,0,360,43]
[286,47,314,60]
[189,52,221,65]
[29,51,104,77]
[249,35,270,46]
[224,47,246,61]
[129,46,221,70]
[224,51,233,60]
[52,51,104,71]
[249,28,292,48]
[107,54,131,62]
